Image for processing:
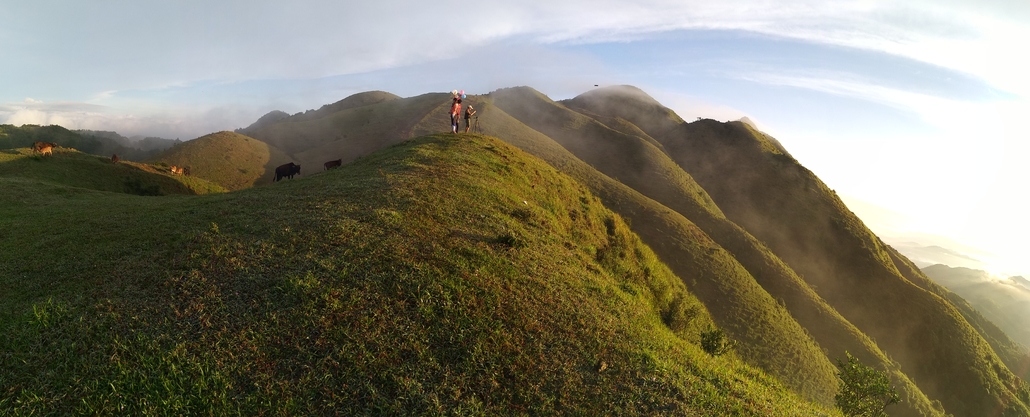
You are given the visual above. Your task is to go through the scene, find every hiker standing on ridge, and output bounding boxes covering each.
[464,104,476,133]
[450,96,462,134]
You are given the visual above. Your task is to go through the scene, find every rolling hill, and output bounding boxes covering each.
[0,146,225,196]
[233,85,1030,416]
[0,134,836,415]
[146,131,293,190]
[560,86,1029,416]
[0,124,175,162]
[4,84,1029,416]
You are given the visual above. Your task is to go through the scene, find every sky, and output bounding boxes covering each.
[2,0,1028,277]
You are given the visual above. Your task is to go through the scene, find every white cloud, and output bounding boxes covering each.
[4,1,1026,96]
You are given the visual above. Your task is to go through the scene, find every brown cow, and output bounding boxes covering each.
[324,159,342,170]
[32,141,56,156]
[170,165,184,175]
[111,154,120,164]
[274,162,301,182]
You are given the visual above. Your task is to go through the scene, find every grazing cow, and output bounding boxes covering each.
[182,166,190,176]
[111,154,119,164]
[32,141,57,156]
[324,159,342,170]
[274,162,301,182]
[170,165,184,175]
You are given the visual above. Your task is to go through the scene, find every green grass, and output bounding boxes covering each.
[561,86,950,417]
[0,134,837,415]
[245,92,447,173]
[488,86,846,406]
[0,147,225,195]
[647,116,1030,417]
[146,131,292,190]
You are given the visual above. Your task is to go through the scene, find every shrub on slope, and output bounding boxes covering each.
[0,134,834,415]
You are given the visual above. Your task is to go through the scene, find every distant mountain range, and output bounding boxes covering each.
[923,264,1030,353]
[2,86,1028,416]
[0,124,179,161]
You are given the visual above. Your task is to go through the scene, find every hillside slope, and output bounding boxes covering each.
[486,87,845,404]
[0,134,835,416]
[920,264,1030,372]
[234,87,944,414]
[147,131,293,190]
[244,92,441,172]
[642,115,1028,417]
[0,146,225,195]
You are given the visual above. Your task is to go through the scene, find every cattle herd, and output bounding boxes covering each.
[272,158,344,182]
[170,165,190,176]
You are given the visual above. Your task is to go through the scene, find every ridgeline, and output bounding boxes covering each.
[3,85,1029,416]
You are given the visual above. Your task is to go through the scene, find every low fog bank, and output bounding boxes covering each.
[923,264,1030,350]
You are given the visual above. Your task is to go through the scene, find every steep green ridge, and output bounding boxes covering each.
[0,147,225,196]
[454,90,835,405]
[234,87,942,412]
[245,92,444,172]
[563,86,943,417]
[487,87,840,404]
[147,131,292,190]
[643,117,1030,416]
[0,134,834,415]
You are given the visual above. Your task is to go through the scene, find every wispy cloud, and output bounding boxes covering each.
[3,1,1026,97]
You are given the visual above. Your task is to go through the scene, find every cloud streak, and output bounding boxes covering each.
[3,1,1026,97]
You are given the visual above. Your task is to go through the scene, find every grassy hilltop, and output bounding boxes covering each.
[147,131,293,190]
[240,86,1030,416]
[0,146,225,196]
[0,134,835,415]
[5,84,1030,416]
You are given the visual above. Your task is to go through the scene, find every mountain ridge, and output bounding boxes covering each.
[4,84,1028,416]
[1,133,837,415]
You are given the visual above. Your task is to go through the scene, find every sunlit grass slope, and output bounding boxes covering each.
[0,134,836,415]
[564,86,946,417]
[423,92,834,406]
[147,131,292,190]
[0,147,225,195]
[653,118,1030,417]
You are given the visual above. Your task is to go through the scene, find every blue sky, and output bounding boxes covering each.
[2,0,1028,277]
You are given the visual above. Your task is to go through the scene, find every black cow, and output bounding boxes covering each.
[274,162,301,182]
[323,159,342,170]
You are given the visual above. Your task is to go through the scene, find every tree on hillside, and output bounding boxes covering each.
[835,352,900,417]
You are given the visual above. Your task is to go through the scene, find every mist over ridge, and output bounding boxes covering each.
[3,84,1029,416]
